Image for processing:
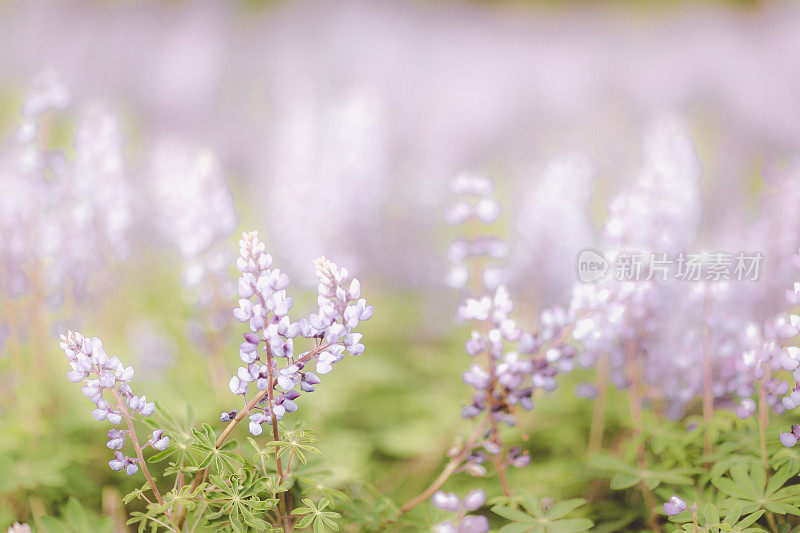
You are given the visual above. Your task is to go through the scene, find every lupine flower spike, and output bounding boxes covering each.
[227,231,372,435]
[59,331,167,482]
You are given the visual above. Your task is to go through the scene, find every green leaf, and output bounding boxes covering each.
[610,473,641,490]
[492,505,534,522]
[766,464,800,496]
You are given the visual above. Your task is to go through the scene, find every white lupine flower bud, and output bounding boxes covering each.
[452,173,494,196]
[463,489,486,511]
[444,202,472,225]
[237,367,253,383]
[67,369,85,382]
[475,198,500,223]
[229,376,244,394]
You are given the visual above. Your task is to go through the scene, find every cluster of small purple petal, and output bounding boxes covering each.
[654,283,762,419]
[569,117,719,417]
[458,286,578,424]
[730,298,800,430]
[432,489,489,533]
[150,142,238,346]
[0,71,132,305]
[227,231,372,435]
[59,330,167,474]
[444,174,505,290]
[509,153,595,304]
[766,248,800,447]
[447,174,584,484]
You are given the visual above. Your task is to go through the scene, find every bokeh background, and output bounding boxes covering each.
[2,0,800,530]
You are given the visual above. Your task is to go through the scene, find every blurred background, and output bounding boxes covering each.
[1,0,800,529]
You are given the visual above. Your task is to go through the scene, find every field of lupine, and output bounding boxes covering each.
[5,1,800,532]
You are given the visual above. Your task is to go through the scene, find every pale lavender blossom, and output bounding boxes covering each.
[0,72,133,307]
[664,495,688,516]
[59,331,167,474]
[433,490,489,533]
[509,153,595,305]
[445,174,506,290]
[226,231,372,435]
[149,141,238,366]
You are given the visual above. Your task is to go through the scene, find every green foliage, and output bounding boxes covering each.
[11,288,800,532]
[203,470,278,532]
[490,493,593,532]
[588,454,695,490]
[190,424,242,473]
[711,461,800,516]
[334,483,401,530]
[667,501,766,532]
[38,498,113,533]
[291,498,340,532]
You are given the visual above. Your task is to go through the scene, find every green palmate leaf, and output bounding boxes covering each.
[544,499,586,519]
[493,505,534,522]
[588,455,638,475]
[291,497,341,532]
[191,424,243,474]
[724,504,743,525]
[202,469,280,531]
[766,463,800,496]
[702,502,720,525]
[492,493,592,533]
[714,477,754,501]
[711,459,800,519]
[736,510,765,529]
[336,482,401,530]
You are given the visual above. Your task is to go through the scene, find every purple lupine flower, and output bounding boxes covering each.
[219,409,238,422]
[433,489,489,533]
[664,495,688,516]
[106,429,125,450]
[0,74,133,315]
[780,425,800,448]
[737,399,757,419]
[445,174,507,290]
[459,516,490,533]
[462,489,486,511]
[445,173,590,492]
[150,429,169,451]
[226,231,372,435]
[59,331,164,475]
[508,446,532,468]
[148,143,237,355]
[108,451,138,476]
[780,432,798,448]
[432,491,461,512]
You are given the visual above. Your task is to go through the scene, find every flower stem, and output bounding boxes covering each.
[265,344,290,533]
[398,417,490,514]
[588,353,609,455]
[175,343,330,528]
[110,389,171,522]
[758,364,778,532]
[702,294,713,462]
[758,364,771,473]
[627,347,660,532]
